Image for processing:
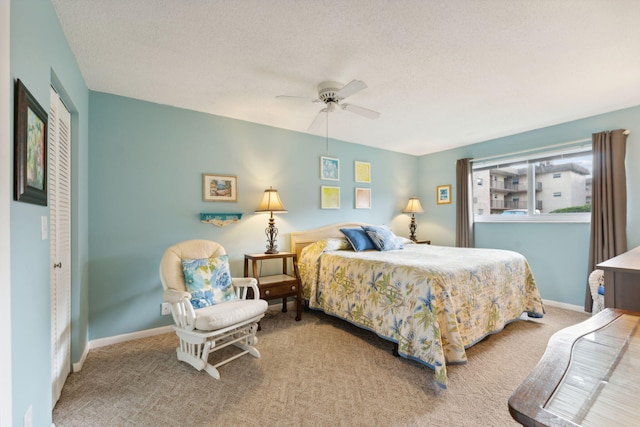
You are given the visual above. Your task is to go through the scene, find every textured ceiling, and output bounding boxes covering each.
[52,0,640,156]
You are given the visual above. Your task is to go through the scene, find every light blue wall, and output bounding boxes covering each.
[88,92,418,339]
[10,0,90,425]
[418,106,640,306]
[9,2,640,424]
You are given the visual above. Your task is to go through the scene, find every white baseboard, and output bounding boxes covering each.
[542,299,587,313]
[73,325,174,372]
[72,343,91,373]
[90,325,175,349]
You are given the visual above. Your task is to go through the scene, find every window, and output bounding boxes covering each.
[472,145,592,221]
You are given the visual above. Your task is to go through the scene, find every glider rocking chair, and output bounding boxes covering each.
[588,269,605,315]
[159,239,268,379]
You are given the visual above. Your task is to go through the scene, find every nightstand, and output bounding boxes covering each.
[243,252,302,321]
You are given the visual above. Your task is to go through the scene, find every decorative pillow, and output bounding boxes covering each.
[397,236,415,245]
[340,228,376,251]
[323,238,352,252]
[361,225,404,251]
[181,255,237,309]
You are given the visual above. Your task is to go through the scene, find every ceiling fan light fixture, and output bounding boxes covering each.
[278,79,380,131]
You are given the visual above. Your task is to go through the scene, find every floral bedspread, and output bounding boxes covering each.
[298,239,544,387]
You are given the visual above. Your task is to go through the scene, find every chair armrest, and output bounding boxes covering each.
[163,289,197,330]
[232,277,257,288]
[231,277,260,300]
[163,289,191,304]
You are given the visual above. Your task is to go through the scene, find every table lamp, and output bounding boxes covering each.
[255,187,288,254]
[403,196,424,242]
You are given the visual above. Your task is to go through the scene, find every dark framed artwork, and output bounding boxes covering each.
[14,79,48,206]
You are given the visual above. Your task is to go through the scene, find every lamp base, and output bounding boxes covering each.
[409,216,417,242]
[264,216,279,254]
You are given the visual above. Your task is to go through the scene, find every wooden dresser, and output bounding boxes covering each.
[597,246,640,311]
[509,308,640,426]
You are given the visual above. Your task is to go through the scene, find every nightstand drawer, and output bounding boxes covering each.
[244,252,302,321]
[261,282,298,299]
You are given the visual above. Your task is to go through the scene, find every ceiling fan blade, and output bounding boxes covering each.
[308,108,329,131]
[336,80,367,98]
[276,95,321,102]
[341,103,380,119]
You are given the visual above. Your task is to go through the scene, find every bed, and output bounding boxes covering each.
[290,222,545,387]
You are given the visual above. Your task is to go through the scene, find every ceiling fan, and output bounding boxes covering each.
[277,80,380,131]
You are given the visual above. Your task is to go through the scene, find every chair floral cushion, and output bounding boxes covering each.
[181,255,237,309]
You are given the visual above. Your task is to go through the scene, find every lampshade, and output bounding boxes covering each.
[403,197,424,214]
[255,187,288,213]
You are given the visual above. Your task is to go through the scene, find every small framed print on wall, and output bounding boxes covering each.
[354,161,371,183]
[14,79,48,206]
[320,156,340,181]
[321,186,340,209]
[203,173,238,202]
[355,188,371,209]
[437,184,452,204]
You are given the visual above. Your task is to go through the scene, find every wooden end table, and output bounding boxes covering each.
[244,252,302,321]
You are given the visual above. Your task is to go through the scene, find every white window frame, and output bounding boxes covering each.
[472,143,592,224]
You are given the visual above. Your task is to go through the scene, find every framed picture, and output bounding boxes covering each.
[320,156,340,181]
[321,186,340,209]
[354,161,371,183]
[437,184,452,204]
[355,188,371,209]
[203,174,238,202]
[14,79,48,206]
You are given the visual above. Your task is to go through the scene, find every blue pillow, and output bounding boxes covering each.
[340,228,376,251]
[181,255,237,309]
[361,225,404,251]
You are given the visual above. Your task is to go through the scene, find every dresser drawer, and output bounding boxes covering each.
[260,282,298,299]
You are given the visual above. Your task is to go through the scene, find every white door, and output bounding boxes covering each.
[49,86,72,406]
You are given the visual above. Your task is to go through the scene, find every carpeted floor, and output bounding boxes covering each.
[53,304,589,427]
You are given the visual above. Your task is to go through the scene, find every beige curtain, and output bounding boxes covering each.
[455,158,474,247]
[585,129,628,312]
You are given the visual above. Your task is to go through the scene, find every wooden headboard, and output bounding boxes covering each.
[290,222,370,259]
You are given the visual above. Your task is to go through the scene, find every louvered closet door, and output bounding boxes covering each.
[49,86,72,406]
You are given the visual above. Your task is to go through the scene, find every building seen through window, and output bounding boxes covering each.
[472,149,592,217]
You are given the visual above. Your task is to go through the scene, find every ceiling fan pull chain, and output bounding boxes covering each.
[326,108,329,155]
